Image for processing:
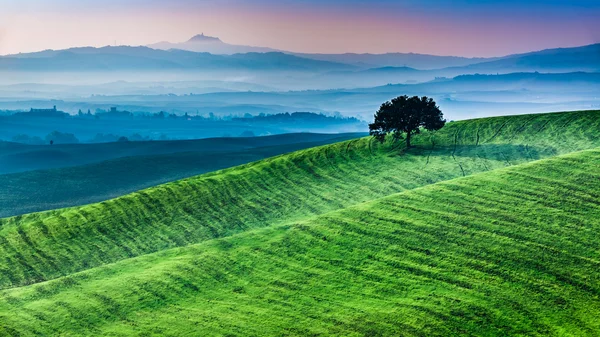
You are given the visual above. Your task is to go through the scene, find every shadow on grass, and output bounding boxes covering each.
[403,143,559,162]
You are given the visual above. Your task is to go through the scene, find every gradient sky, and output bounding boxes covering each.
[0,0,599,57]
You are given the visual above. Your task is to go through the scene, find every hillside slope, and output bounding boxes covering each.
[0,133,361,174]
[1,148,599,336]
[0,134,363,217]
[0,110,598,289]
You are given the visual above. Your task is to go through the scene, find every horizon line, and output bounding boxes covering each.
[1,38,599,59]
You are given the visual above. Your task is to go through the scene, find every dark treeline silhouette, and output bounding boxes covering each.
[12,131,80,145]
[6,107,360,122]
[233,112,361,123]
[1,108,367,144]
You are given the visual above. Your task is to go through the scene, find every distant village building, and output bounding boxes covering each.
[30,105,57,114]
[21,105,67,118]
[96,106,133,119]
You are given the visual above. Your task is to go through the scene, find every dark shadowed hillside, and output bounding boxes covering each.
[0,133,363,217]
[0,132,363,174]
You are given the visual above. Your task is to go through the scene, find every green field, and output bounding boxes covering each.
[0,110,599,336]
[0,134,363,217]
[0,133,364,174]
[1,141,600,336]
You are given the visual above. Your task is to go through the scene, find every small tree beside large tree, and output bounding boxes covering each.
[369,95,446,147]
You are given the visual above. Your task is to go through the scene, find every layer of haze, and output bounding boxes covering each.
[1,0,599,57]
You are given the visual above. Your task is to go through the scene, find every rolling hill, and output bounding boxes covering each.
[0,46,354,72]
[0,133,361,174]
[4,42,598,75]
[148,33,495,69]
[0,110,598,292]
[447,43,600,74]
[361,72,600,94]
[297,52,494,70]
[0,133,363,217]
[147,34,600,73]
[4,42,598,78]
[1,122,599,335]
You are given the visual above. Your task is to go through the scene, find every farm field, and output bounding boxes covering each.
[0,110,599,336]
[1,141,599,336]
[0,110,598,290]
[0,132,364,174]
[0,134,363,217]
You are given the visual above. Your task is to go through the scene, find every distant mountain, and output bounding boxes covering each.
[6,36,598,77]
[295,53,497,70]
[0,46,354,72]
[148,34,503,70]
[359,71,600,94]
[188,34,222,43]
[313,66,431,88]
[148,33,278,54]
[448,43,600,74]
[359,66,420,74]
[299,43,600,74]
[453,71,600,84]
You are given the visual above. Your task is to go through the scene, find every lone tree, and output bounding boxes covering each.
[369,95,445,148]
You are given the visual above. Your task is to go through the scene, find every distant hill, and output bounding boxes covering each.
[146,35,600,73]
[149,33,278,54]
[360,66,420,73]
[448,43,600,74]
[148,34,497,69]
[451,71,600,88]
[362,71,600,94]
[2,41,599,93]
[317,66,431,87]
[2,40,599,77]
[302,43,600,74]
[1,71,596,122]
[296,52,496,70]
[0,46,354,72]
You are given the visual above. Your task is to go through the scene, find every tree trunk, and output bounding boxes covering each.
[406,132,411,148]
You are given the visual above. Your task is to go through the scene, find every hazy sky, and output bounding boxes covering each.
[0,0,598,57]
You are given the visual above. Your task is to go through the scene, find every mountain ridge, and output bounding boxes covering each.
[2,41,598,75]
[148,33,278,54]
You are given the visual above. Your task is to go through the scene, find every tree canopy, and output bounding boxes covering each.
[45,130,80,145]
[369,95,445,147]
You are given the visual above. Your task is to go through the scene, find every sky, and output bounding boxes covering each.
[0,0,599,57]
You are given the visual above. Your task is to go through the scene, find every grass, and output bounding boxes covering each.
[0,132,364,174]
[0,110,599,290]
[1,147,599,336]
[0,134,363,217]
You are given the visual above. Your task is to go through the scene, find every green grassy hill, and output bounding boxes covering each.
[0,110,598,291]
[0,135,362,217]
[1,146,599,336]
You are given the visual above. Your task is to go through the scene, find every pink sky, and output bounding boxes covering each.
[0,0,598,57]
